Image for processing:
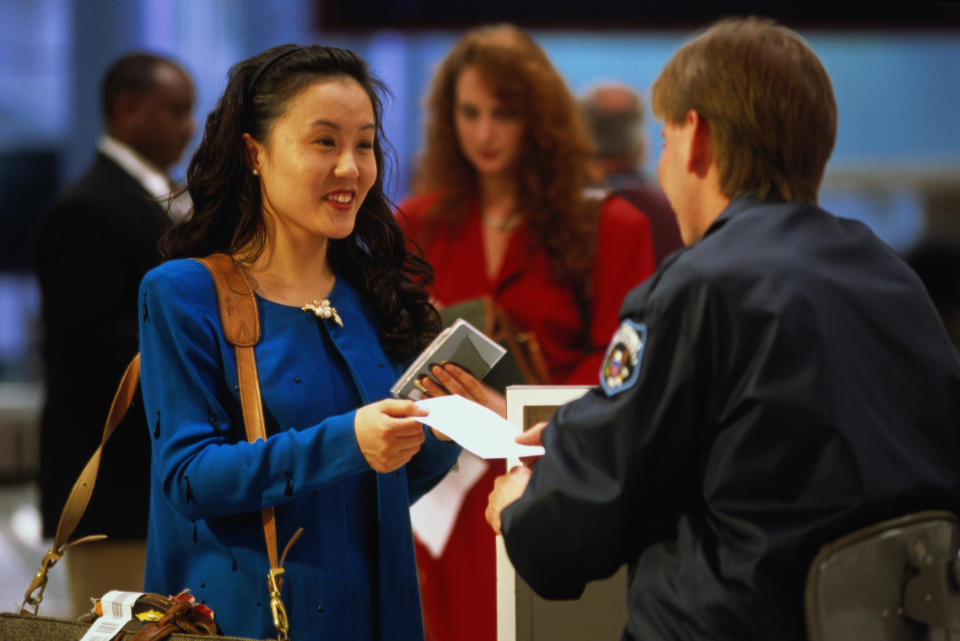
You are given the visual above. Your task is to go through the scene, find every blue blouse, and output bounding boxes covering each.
[138,258,459,640]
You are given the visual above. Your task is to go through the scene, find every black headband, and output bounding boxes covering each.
[244,46,302,109]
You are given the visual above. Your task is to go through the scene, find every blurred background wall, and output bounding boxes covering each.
[0,0,958,398]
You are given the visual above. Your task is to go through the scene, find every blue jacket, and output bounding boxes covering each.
[139,259,459,640]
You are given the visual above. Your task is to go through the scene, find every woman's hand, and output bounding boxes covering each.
[354,399,428,473]
[418,362,507,418]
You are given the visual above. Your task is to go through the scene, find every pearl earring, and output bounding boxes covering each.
[252,169,259,175]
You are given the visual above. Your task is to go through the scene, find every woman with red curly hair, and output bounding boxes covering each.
[397,24,656,641]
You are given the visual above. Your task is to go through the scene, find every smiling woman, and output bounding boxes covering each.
[240,76,379,303]
[136,45,461,641]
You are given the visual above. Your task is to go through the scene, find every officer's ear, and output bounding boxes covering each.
[686,109,713,178]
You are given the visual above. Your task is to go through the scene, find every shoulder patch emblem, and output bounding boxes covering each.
[600,320,647,396]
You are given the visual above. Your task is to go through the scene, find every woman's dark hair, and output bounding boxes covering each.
[160,44,439,359]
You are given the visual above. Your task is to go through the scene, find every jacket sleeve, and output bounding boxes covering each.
[501,263,711,599]
[564,196,657,384]
[139,264,372,522]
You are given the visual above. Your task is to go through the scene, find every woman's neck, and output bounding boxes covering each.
[477,171,522,281]
[477,172,519,222]
[237,234,336,307]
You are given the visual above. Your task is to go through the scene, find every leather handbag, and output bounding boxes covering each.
[7,254,297,641]
[0,612,257,641]
[438,296,551,391]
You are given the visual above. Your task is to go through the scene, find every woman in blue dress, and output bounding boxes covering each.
[137,44,460,640]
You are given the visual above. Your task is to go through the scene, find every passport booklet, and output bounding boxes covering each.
[390,318,507,399]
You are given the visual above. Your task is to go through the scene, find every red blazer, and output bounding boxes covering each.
[398,193,656,384]
[397,192,656,641]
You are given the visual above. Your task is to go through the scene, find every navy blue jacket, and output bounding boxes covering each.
[502,196,960,641]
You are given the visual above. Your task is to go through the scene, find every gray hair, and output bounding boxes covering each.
[579,83,644,159]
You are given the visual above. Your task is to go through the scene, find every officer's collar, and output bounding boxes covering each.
[700,194,770,241]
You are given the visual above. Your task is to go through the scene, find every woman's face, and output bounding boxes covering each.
[453,66,525,179]
[245,76,377,244]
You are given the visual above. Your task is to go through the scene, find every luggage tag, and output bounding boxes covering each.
[78,590,142,641]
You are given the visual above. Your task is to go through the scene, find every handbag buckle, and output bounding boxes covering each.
[19,548,60,615]
[268,567,289,641]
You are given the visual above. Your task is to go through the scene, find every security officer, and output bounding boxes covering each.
[485,17,960,641]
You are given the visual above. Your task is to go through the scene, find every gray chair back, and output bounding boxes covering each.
[805,510,960,641]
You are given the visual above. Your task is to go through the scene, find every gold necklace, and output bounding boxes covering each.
[482,212,525,232]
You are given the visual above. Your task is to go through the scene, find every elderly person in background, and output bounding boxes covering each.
[580,81,682,264]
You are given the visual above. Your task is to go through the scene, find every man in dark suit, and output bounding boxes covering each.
[34,52,194,614]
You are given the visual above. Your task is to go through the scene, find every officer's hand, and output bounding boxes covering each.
[516,421,547,446]
[486,465,532,535]
[418,362,507,418]
[515,421,547,467]
[354,399,428,473]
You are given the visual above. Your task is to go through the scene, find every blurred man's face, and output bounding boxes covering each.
[130,63,196,170]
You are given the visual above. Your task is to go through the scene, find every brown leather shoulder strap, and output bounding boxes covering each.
[54,354,142,545]
[196,253,296,641]
[195,253,259,346]
[21,354,140,614]
[194,254,268,444]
